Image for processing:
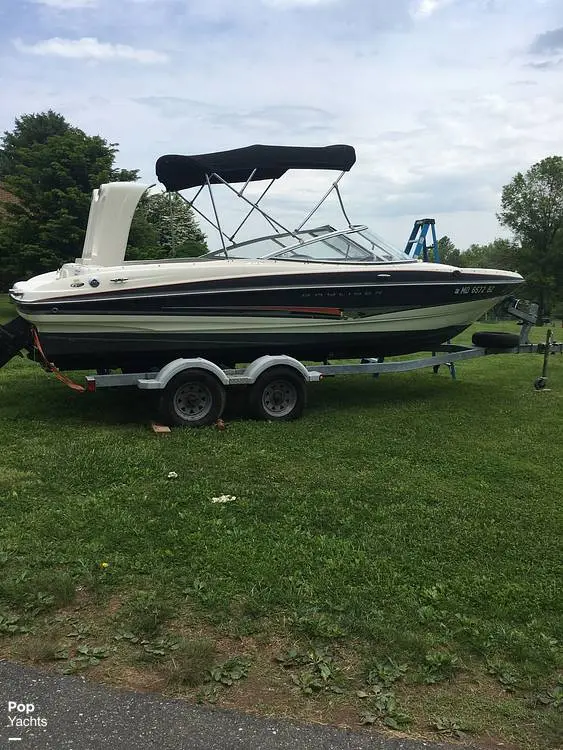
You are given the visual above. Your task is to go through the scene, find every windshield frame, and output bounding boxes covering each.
[204,225,413,265]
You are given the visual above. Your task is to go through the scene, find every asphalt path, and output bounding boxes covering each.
[1,660,478,750]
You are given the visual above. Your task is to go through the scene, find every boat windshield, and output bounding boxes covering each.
[205,226,411,264]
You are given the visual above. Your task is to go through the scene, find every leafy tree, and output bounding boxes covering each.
[0,110,69,176]
[437,236,462,265]
[126,209,160,260]
[0,110,137,289]
[126,192,207,261]
[460,238,520,270]
[437,236,519,270]
[497,155,563,316]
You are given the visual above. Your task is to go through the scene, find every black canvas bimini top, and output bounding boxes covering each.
[155,144,356,191]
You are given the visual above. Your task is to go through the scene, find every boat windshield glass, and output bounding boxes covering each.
[206,226,411,264]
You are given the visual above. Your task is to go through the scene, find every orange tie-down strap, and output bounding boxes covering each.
[31,327,86,393]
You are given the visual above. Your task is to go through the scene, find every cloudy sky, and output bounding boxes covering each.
[1,0,562,250]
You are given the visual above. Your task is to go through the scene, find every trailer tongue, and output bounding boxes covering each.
[0,317,32,368]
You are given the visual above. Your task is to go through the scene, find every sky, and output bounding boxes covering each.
[1,0,562,251]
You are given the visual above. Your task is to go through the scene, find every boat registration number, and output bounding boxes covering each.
[454,285,495,295]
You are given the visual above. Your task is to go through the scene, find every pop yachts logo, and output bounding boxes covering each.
[7,702,48,728]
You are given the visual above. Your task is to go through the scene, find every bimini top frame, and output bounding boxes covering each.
[155,144,357,257]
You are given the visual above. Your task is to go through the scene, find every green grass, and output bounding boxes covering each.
[0,294,15,320]
[1,295,562,747]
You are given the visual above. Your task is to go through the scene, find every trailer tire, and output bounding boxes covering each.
[159,370,226,427]
[248,366,306,422]
[472,331,520,349]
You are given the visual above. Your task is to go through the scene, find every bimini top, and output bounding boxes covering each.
[155,144,356,191]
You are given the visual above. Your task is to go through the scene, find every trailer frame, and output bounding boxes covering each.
[80,299,562,426]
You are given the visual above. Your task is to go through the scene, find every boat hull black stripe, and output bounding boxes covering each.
[14,269,522,308]
[16,282,518,316]
[33,326,468,370]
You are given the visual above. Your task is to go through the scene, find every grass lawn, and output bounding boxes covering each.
[0,296,561,748]
[0,294,15,319]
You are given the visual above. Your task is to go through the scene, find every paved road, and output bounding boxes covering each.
[0,660,476,750]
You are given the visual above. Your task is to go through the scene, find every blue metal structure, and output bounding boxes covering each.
[405,218,440,262]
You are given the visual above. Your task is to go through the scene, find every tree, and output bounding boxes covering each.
[436,236,519,270]
[551,232,563,319]
[127,192,207,260]
[0,110,138,289]
[0,110,69,176]
[126,209,160,260]
[460,238,520,270]
[497,156,563,316]
[437,235,462,265]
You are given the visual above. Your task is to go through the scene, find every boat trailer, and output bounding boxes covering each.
[75,298,561,427]
[0,297,560,427]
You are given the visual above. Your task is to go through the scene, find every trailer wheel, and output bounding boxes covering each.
[472,331,520,349]
[159,370,226,427]
[248,366,306,422]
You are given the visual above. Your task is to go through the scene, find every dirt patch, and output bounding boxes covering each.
[0,602,555,750]
[97,664,167,694]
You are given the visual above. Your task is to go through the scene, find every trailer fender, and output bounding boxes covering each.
[138,358,230,390]
[242,355,321,384]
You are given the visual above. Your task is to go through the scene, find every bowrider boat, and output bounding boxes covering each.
[1,144,522,371]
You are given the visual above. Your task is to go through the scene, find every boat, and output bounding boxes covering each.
[1,144,523,372]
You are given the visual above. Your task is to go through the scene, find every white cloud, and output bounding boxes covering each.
[262,0,338,7]
[13,37,168,64]
[411,0,453,18]
[1,0,561,249]
[31,0,98,8]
